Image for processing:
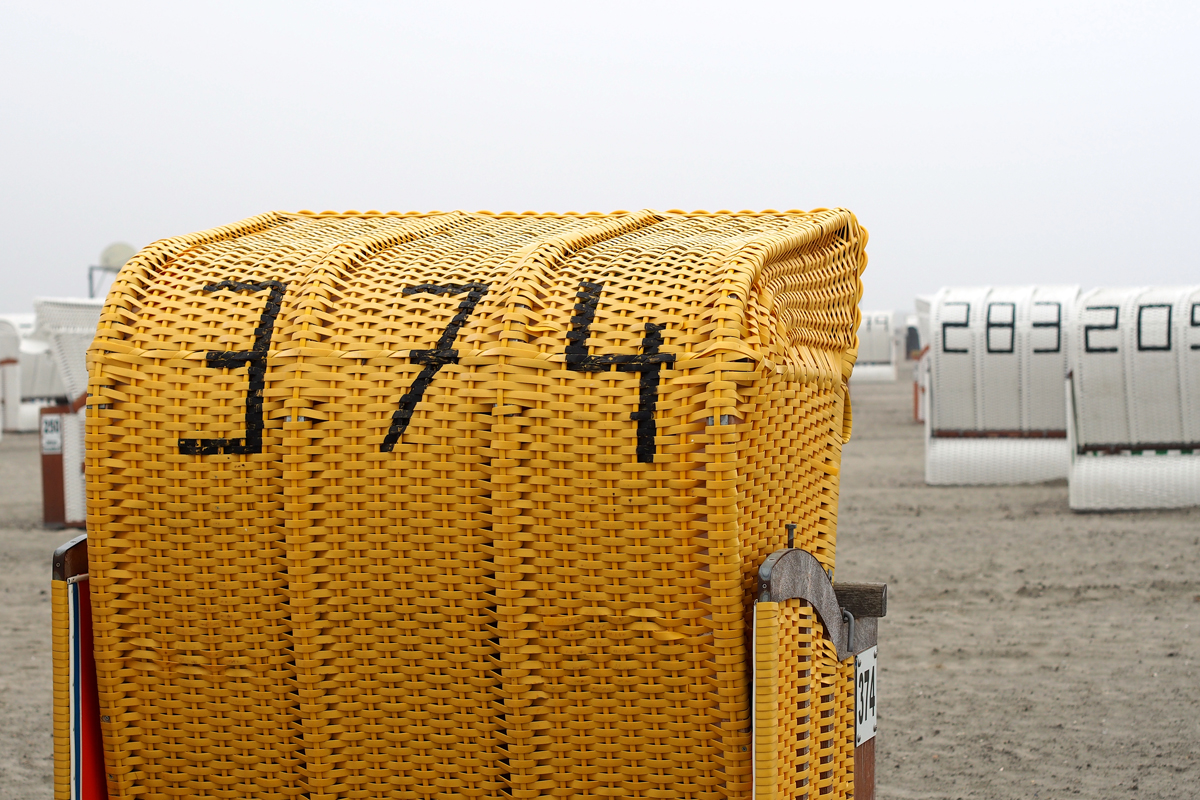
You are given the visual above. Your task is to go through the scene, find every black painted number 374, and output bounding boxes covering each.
[180,279,675,463]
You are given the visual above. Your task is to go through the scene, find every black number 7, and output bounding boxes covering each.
[567,281,676,463]
[381,283,490,451]
[179,280,286,455]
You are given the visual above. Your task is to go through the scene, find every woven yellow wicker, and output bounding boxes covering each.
[51,578,71,800]
[754,600,856,800]
[80,209,868,800]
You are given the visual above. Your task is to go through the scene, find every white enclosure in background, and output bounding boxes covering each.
[913,350,929,424]
[32,298,103,526]
[914,296,932,356]
[911,297,933,423]
[904,313,920,359]
[60,406,88,525]
[925,286,1080,485]
[850,310,899,383]
[0,319,20,435]
[33,298,102,403]
[20,338,67,398]
[1068,286,1200,510]
[0,313,69,431]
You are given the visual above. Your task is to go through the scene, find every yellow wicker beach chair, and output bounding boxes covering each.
[53,209,885,800]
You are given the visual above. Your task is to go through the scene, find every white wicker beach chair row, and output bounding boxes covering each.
[920,286,1200,510]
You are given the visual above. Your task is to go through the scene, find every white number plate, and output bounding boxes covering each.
[855,645,877,746]
[41,414,63,455]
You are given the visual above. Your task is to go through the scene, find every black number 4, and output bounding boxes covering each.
[180,280,286,455]
[567,281,676,463]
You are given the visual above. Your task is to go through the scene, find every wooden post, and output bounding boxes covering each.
[40,405,69,528]
[854,738,875,800]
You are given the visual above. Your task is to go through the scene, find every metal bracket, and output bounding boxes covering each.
[757,548,885,661]
[52,533,88,582]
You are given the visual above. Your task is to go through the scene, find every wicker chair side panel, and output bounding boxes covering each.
[776,599,854,800]
[84,222,381,798]
[735,371,845,604]
[51,580,71,800]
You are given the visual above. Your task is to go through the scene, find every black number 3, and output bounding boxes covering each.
[179,280,286,455]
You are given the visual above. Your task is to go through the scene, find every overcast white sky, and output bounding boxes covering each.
[2,1,1198,314]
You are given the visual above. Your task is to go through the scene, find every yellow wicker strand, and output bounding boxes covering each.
[753,602,780,800]
[762,599,856,800]
[51,580,72,800]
